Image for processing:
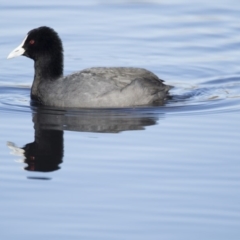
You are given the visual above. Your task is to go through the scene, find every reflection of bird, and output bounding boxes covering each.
[7,106,161,173]
[7,26,171,108]
[7,128,63,172]
[22,129,63,172]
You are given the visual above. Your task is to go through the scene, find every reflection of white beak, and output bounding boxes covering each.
[7,141,25,156]
[7,35,28,59]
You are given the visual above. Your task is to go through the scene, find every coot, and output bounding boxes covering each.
[7,26,171,108]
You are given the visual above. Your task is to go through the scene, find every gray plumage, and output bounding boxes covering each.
[36,67,171,108]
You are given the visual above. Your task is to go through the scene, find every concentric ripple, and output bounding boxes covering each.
[0,85,31,113]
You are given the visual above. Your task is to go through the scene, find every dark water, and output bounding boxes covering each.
[1,1,240,239]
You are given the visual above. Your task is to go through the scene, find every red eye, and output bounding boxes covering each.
[29,40,35,45]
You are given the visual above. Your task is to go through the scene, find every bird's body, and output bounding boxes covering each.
[35,67,169,108]
[7,26,171,108]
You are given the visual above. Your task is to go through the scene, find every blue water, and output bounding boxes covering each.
[1,1,240,239]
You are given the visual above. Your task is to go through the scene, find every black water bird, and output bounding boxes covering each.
[7,26,171,108]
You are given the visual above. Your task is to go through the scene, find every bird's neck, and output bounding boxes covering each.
[31,55,63,100]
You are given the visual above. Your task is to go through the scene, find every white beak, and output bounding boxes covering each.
[7,35,28,59]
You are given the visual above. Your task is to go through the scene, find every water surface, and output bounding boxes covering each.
[1,1,240,239]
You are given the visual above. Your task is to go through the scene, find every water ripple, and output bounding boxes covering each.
[1,75,240,117]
